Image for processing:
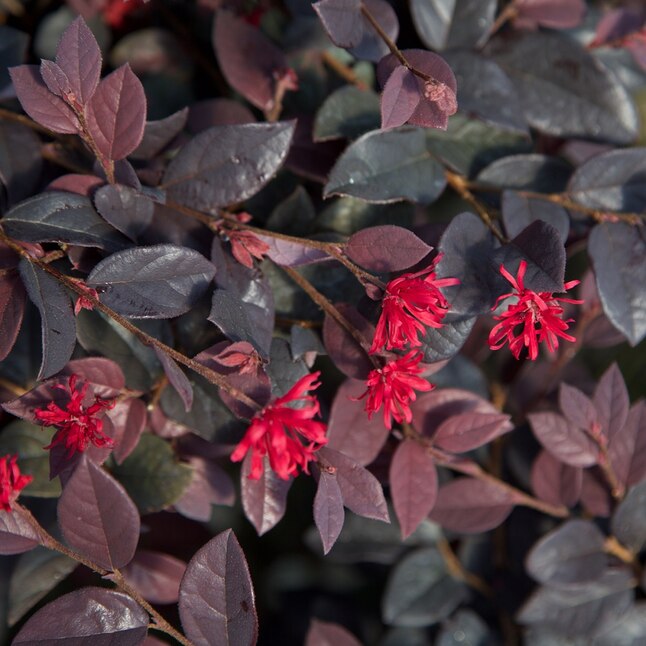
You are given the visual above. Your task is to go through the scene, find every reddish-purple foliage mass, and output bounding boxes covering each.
[0,1,645,644]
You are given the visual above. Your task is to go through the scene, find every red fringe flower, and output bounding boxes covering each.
[0,455,32,512]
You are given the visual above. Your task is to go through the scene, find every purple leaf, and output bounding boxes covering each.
[62,357,126,394]
[86,64,147,162]
[188,98,256,133]
[162,121,295,212]
[39,61,73,101]
[18,259,76,380]
[380,65,421,129]
[593,363,629,440]
[621,402,646,487]
[531,450,582,508]
[254,234,330,267]
[241,454,292,535]
[0,509,41,555]
[345,225,432,273]
[0,274,26,361]
[580,468,612,518]
[326,379,391,466]
[132,107,188,160]
[526,519,607,586]
[54,15,102,106]
[501,190,569,243]
[322,304,374,380]
[87,244,216,319]
[46,173,104,196]
[611,481,646,552]
[12,587,148,645]
[154,347,193,412]
[559,383,598,432]
[314,470,345,554]
[432,412,513,453]
[178,529,258,646]
[313,0,363,48]
[121,550,186,605]
[305,619,362,646]
[319,447,389,523]
[349,0,399,62]
[94,184,155,241]
[174,456,235,522]
[515,0,586,30]
[528,411,598,468]
[9,65,80,134]
[57,455,140,570]
[213,10,290,112]
[107,398,146,464]
[390,439,438,539]
[429,477,516,533]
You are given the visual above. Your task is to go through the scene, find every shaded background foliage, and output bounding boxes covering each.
[0,0,645,645]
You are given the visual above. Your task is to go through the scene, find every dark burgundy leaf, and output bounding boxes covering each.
[432,412,513,453]
[62,357,126,394]
[318,447,389,523]
[0,509,41,555]
[515,0,586,30]
[429,477,516,533]
[380,65,420,130]
[410,0,496,51]
[589,222,646,346]
[40,62,72,101]
[87,244,216,319]
[106,398,146,465]
[487,31,638,144]
[531,450,582,508]
[345,226,432,273]
[326,379,391,466]
[54,15,102,106]
[46,173,104,196]
[18,259,76,380]
[517,569,634,635]
[592,8,646,45]
[312,0,363,48]
[526,519,607,586]
[121,550,186,605]
[178,529,258,646]
[12,587,148,645]
[349,0,399,62]
[132,107,188,160]
[154,347,193,412]
[174,456,235,522]
[611,481,646,552]
[58,455,140,570]
[528,411,598,468]
[188,98,256,133]
[580,468,612,518]
[593,363,629,440]
[476,154,572,193]
[162,121,295,212]
[0,274,26,361]
[419,315,475,363]
[324,127,446,204]
[314,470,345,555]
[86,64,147,162]
[390,439,438,539]
[322,304,374,380]
[94,184,155,241]
[305,619,362,646]
[241,454,292,535]
[254,234,329,267]
[559,383,598,432]
[9,65,80,134]
[3,192,129,252]
[213,10,289,112]
[382,547,468,627]
[501,190,569,243]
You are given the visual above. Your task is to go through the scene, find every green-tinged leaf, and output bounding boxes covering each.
[324,127,446,204]
[313,86,381,141]
[8,547,77,626]
[109,434,193,514]
[0,421,60,498]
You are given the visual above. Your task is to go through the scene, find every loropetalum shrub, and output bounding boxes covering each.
[0,0,645,643]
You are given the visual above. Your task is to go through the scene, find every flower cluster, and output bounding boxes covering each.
[231,372,328,480]
[489,261,582,360]
[0,455,32,512]
[34,375,116,458]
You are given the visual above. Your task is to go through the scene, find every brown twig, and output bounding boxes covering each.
[321,51,369,90]
[437,536,494,598]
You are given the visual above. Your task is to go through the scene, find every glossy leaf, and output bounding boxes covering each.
[132,107,188,160]
[179,529,258,646]
[349,0,399,62]
[611,481,646,552]
[162,121,295,211]
[432,412,513,453]
[390,440,438,539]
[528,411,598,467]
[18,259,76,380]
[3,192,128,252]
[154,347,193,412]
[531,450,582,508]
[94,184,155,241]
[476,153,572,193]
[86,64,147,161]
[325,127,446,204]
[121,550,186,605]
[593,363,629,440]
[429,477,516,533]
[314,470,345,554]
[589,222,646,346]
[305,619,362,646]
[501,191,569,244]
[58,455,139,570]
[419,315,476,363]
[313,86,380,142]
[0,510,41,555]
[87,244,216,319]
[12,587,148,645]
[0,274,26,362]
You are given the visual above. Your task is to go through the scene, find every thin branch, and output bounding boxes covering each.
[437,536,494,598]
[321,51,368,89]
